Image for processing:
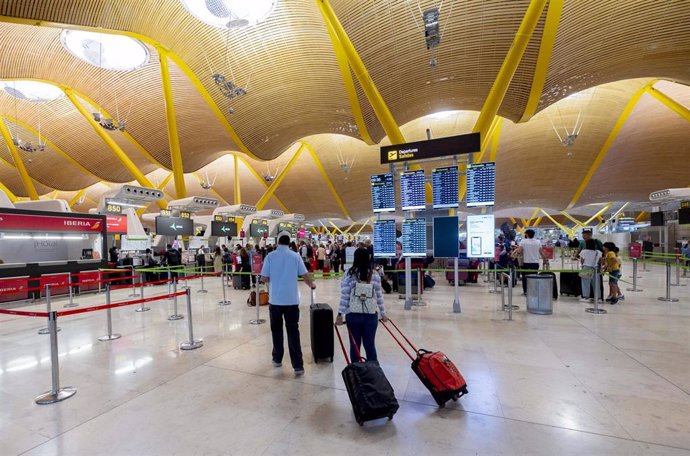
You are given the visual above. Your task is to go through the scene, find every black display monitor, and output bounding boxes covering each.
[155,216,194,236]
[400,169,426,211]
[678,208,690,225]
[373,219,397,257]
[433,216,460,258]
[650,211,664,227]
[402,218,426,257]
[432,166,459,209]
[466,162,496,207]
[250,220,269,237]
[371,173,396,213]
[211,220,238,237]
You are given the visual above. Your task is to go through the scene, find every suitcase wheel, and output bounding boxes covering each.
[314,357,318,364]
[388,414,394,420]
[452,394,459,402]
[329,357,333,362]
[357,419,364,426]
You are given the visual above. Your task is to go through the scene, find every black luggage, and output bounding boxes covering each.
[559,271,582,297]
[334,324,399,426]
[538,271,558,300]
[423,274,435,289]
[381,276,392,294]
[309,290,334,363]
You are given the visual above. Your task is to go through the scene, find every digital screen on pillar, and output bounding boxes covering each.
[466,162,496,207]
[155,216,194,236]
[400,169,426,211]
[211,221,238,237]
[432,166,459,209]
[466,214,495,258]
[250,219,269,237]
[371,173,396,213]
[650,211,664,227]
[433,216,460,258]
[373,219,397,257]
[402,218,426,257]
[679,208,690,225]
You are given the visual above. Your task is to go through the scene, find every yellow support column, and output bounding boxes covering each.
[0,116,38,200]
[328,220,344,235]
[233,155,241,205]
[539,209,575,237]
[0,180,18,202]
[63,89,166,209]
[255,145,305,210]
[303,142,350,219]
[354,218,372,236]
[236,156,290,213]
[646,86,690,122]
[68,189,86,207]
[583,203,612,226]
[560,211,584,227]
[158,48,186,199]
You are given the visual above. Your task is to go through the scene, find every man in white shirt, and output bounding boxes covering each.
[516,229,545,294]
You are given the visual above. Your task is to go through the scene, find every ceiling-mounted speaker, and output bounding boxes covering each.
[423,7,440,50]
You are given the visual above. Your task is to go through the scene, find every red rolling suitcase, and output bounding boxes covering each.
[381,319,468,407]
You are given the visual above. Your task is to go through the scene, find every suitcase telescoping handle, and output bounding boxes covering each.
[333,323,364,364]
[379,318,418,362]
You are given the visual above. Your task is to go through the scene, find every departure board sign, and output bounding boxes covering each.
[373,219,397,257]
[432,166,459,209]
[250,219,269,237]
[211,221,238,237]
[371,173,395,213]
[466,214,495,258]
[402,218,426,257]
[380,132,481,164]
[155,216,194,236]
[400,169,426,211]
[466,162,496,207]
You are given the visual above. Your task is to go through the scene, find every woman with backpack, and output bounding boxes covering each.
[335,247,388,362]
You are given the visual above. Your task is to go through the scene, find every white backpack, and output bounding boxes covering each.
[349,274,377,314]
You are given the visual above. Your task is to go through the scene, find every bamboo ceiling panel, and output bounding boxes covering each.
[331,0,539,142]
[538,0,690,112]
[0,144,52,197]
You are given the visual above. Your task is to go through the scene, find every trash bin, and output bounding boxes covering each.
[526,274,553,315]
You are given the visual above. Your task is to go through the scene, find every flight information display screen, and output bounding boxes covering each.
[466,162,496,207]
[432,166,459,209]
[373,219,397,257]
[400,169,426,211]
[402,218,426,257]
[155,216,194,236]
[250,219,269,237]
[371,173,396,213]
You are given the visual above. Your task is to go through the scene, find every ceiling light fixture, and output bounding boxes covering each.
[60,30,149,71]
[179,0,277,28]
[2,81,64,102]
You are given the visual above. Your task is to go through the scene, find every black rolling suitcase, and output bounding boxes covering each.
[309,290,334,363]
[334,324,399,426]
[538,271,558,300]
[559,271,582,297]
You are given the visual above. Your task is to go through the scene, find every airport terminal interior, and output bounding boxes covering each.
[0,1,690,455]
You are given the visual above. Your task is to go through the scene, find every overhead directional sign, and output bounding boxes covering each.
[211,220,238,237]
[155,216,193,236]
[380,132,480,164]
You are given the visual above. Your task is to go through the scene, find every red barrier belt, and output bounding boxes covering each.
[0,308,50,318]
[58,291,188,317]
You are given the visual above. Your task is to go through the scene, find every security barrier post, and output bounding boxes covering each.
[626,258,643,292]
[672,256,685,287]
[489,263,499,293]
[168,277,184,320]
[136,273,151,312]
[99,284,122,341]
[198,266,208,293]
[35,311,76,404]
[404,258,412,310]
[64,272,78,308]
[249,275,266,325]
[218,268,231,306]
[586,266,607,314]
[128,266,140,297]
[180,288,203,350]
[452,259,460,313]
[413,269,426,306]
[38,285,61,335]
[658,262,679,302]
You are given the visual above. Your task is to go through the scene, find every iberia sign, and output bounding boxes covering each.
[106,215,127,233]
[0,213,105,232]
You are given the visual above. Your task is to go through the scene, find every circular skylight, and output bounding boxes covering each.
[60,30,150,71]
[2,81,64,102]
[180,0,277,28]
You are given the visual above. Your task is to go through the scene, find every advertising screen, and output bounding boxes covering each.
[400,169,426,211]
[211,221,238,237]
[371,173,396,213]
[433,216,459,258]
[155,216,194,236]
[650,211,664,227]
[373,219,397,257]
[678,208,690,225]
[402,218,426,257]
[466,162,496,207]
[466,214,495,258]
[432,166,459,209]
[106,215,127,234]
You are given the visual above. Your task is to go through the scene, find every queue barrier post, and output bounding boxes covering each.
[658,262,680,302]
[180,288,204,350]
[198,266,208,293]
[626,258,644,292]
[249,274,266,325]
[64,272,78,308]
[586,266,607,314]
[38,285,61,335]
[404,257,412,311]
[452,259,460,313]
[35,311,76,405]
[167,269,173,299]
[489,263,499,294]
[672,257,685,287]
[128,266,140,298]
[98,270,102,295]
[180,265,190,290]
[168,277,184,320]
[135,273,151,312]
[413,269,426,307]
[219,267,231,306]
[98,284,122,341]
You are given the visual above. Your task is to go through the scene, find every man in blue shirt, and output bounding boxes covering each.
[261,231,316,376]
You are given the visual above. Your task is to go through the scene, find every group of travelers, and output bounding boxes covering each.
[296,240,347,273]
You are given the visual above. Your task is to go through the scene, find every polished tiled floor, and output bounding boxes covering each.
[1,262,690,455]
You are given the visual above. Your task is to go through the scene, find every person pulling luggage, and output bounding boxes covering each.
[335,247,388,363]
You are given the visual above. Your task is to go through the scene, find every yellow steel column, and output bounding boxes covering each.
[233,154,241,205]
[540,209,574,237]
[343,222,357,234]
[488,117,504,162]
[64,89,166,209]
[583,203,612,226]
[0,180,18,202]
[0,116,38,200]
[560,211,584,227]
[255,144,305,210]
[236,156,290,213]
[646,86,690,122]
[635,211,648,223]
[354,218,372,236]
[302,142,351,219]
[158,48,186,199]
[328,220,344,234]
[68,189,86,207]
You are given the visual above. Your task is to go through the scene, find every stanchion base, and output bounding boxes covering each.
[585,307,608,314]
[412,301,428,307]
[198,289,208,294]
[35,387,76,405]
[628,276,642,279]
[98,333,122,341]
[128,293,141,298]
[671,284,686,287]
[249,318,266,325]
[168,314,184,321]
[218,301,231,306]
[488,290,499,294]
[404,297,413,310]
[180,285,190,290]
[503,305,520,310]
[63,303,79,308]
[135,306,151,312]
[180,339,204,350]
[658,297,679,302]
[626,288,644,292]
[452,299,461,314]
[38,327,61,335]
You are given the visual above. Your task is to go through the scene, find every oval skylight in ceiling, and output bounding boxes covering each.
[60,30,150,71]
[2,81,64,102]
[179,0,277,28]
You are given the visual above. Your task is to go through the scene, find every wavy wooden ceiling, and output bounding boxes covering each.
[0,0,688,217]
